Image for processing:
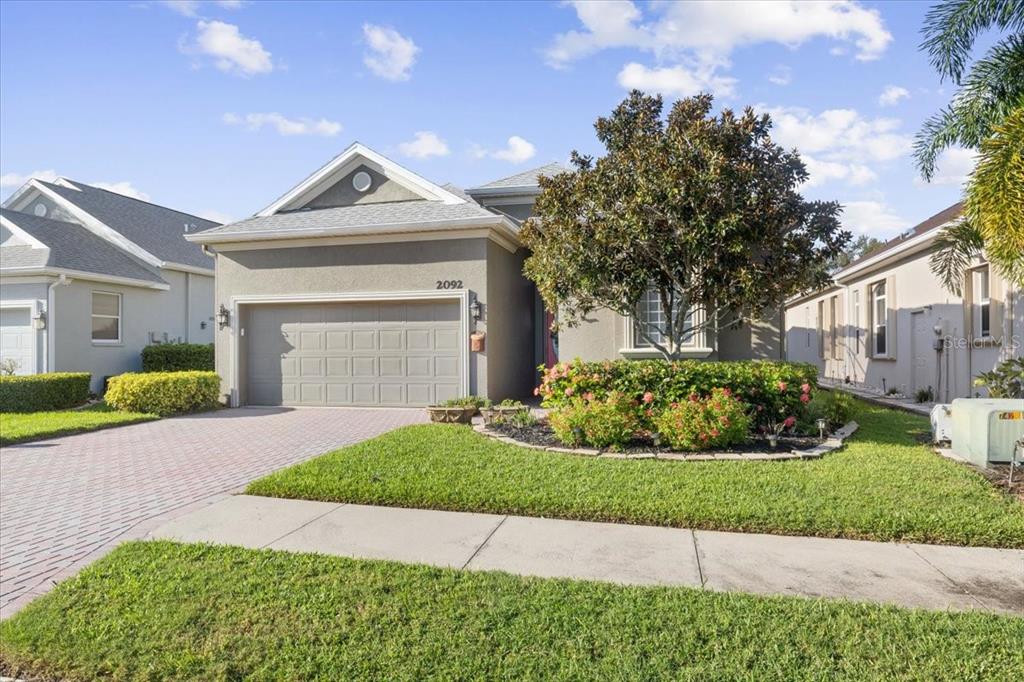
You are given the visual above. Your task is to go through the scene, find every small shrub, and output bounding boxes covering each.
[549,391,639,450]
[537,358,817,430]
[442,396,491,411]
[0,372,91,412]
[496,398,526,408]
[915,387,935,403]
[974,358,1024,398]
[105,371,220,416]
[798,390,856,434]
[141,343,215,372]
[654,388,751,451]
[496,410,537,429]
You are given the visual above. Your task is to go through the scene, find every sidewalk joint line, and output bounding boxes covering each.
[259,503,347,550]
[691,530,706,588]
[461,515,508,570]
[905,544,987,609]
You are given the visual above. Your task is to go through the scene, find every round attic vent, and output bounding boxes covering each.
[352,171,372,193]
[33,203,48,217]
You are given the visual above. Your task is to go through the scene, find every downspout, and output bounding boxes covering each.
[44,274,71,372]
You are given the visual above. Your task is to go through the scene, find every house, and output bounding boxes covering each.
[187,143,783,408]
[784,202,1022,401]
[1,179,218,391]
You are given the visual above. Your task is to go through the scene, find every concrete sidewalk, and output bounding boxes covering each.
[150,495,1024,615]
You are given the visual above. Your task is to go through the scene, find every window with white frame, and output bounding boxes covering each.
[632,286,693,349]
[91,292,121,343]
[829,295,838,359]
[805,306,811,348]
[817,300,824,358]
[872,281,887,357]
[852,289,861,353]
[975,266,991,338]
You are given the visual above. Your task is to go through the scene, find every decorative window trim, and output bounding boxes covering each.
[974,266,991,339]
[91,291,122,345]
[870,280,888,359]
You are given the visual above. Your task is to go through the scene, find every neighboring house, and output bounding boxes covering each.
[784,203,1021,401]
[1,179,218,391]
[188,143,783,408]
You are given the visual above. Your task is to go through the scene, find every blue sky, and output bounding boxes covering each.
[0,1,983,238]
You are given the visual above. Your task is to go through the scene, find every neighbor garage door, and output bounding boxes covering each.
[0,307,35,376]
[246,300,462,407]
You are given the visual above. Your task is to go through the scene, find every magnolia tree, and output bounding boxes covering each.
[520,91,850,360]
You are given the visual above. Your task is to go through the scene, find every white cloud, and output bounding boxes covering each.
[362,24,419,81]
[0,169,60,188]
[398,131,450,159]
[474,136,537,164]
[91,181,151,201]
[185,20,273,76]
[801,156,877,187]
[546,0,892,67]
[222,112,342,136]
[878,85,910,106]
[198,209,235,224]
[767,65,792,86]
[617,61,737,98]
[917,147,977,187]
[840,200,908,237]
[162,0,198,16]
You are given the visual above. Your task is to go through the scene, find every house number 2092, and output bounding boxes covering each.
[436,280,463,290]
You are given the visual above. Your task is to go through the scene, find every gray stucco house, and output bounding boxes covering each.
[785,202,1021,401]
[1,179,218,391]
[188,143,783,408]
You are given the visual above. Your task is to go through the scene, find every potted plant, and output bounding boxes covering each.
[480,399,529,425]
[426,396,489,424]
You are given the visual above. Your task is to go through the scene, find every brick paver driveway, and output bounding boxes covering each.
[0,407,425,616]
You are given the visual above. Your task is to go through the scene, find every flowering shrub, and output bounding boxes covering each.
[654,388,751,451]
[537,359,817,430]
[548,391,639,450]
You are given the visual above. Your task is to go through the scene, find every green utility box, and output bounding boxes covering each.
[951,398,1024,466]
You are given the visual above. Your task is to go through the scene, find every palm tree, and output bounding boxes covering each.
[916,0,1024,292]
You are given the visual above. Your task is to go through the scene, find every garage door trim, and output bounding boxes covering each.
[228,290,470,407]
[0,300,39,376]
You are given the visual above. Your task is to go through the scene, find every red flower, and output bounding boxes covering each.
[710,428,720,437]
[783,416,796,428]
[642,391,655,404]
[799,393,810,404]
[801,383,811,394]
[721,387,732,397]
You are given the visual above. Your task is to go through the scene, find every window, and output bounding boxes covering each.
[91,292,121,343]
[852,289,861,353]
[829,296,838,359]
[632,286,693,349]
[872,282,887,356]
[976,267,991,338]
[817,300,825,358]
[805,306,811,348]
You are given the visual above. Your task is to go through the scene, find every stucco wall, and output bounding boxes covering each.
[214,238,494,402]
[52,270,212,391]
[186,271,215,344]
[557,308,624,361]
[784,249,1017,401]
[485,241,536,399]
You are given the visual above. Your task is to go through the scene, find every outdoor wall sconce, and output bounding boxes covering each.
[469,299,482,322]
[217,304,231,329]
[31,311,46,330]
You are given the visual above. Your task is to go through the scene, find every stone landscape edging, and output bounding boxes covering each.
[472,419,859,462]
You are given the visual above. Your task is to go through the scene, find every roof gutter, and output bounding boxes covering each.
[465,186,541,199]
[2,266,169,290]
[185,214,521,246]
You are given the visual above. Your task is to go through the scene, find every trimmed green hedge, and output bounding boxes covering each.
[538,359,819,431]
[141,343,215,372]
[105,371,221,416]
[0,373,91,413]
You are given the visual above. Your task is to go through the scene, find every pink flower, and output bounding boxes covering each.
[565,387,574,397]
[584,392,595,401]
[783,416,796,428]
[721,387,732,397]
[777,381,787,392]
[801,383,811,394]
[533,387,540,396]
[689,393,699,403]
[710,428,720,437]
[800,393,810,404]
[642,392,654,404]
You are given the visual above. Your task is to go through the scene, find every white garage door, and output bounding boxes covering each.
[0,307,35,376]
[246,300,463,407]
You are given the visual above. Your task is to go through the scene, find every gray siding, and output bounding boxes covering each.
[303,165,421,209]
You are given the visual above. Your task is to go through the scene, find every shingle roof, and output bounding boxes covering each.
[39,180,217,269]
[195,198,500,239]
[1,209,166,284]
[842,201,964,272]
[470,162,569,190]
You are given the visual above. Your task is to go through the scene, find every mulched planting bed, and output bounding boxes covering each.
[489,418,827,455]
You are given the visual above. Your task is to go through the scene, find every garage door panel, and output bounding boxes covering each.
[246,300,462,407]
[0,307,34,376]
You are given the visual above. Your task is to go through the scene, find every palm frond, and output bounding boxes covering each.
[915,33,1024,178]
[921,0,1024,82]
[929,220,986,295]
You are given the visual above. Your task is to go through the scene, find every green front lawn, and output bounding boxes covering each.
[248,400,1024,548]
[0,403,157,446]
[1,541,1020,681]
